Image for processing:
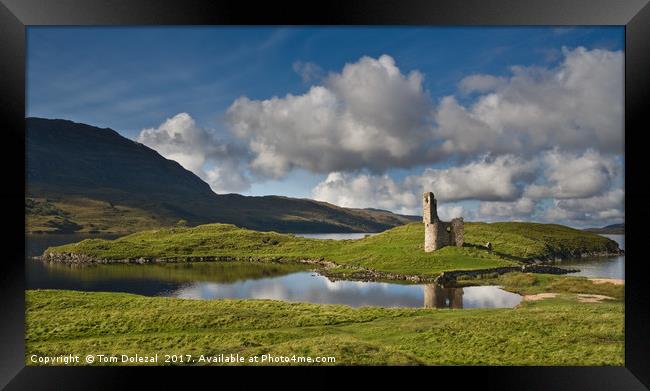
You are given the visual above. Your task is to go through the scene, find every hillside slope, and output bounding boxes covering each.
[26,117,417,234]
[584,223,624,234]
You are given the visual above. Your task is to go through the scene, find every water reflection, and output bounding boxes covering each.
[424,284,464,308]
[27,259,522,309]
[423,284,522,309]
[27,259,311,297]
[170,275,522,309]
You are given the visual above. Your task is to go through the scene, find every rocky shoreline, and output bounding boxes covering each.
[320,264,580,285]
[433,265,579,286]
[484,247,623,264]
[37,250,601,286]
[39,246,622,266]
[37,252,341,268]
[320,268,436,284]
[526,249,624,263]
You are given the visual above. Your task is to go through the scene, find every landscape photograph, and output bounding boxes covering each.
[25,26,625,366]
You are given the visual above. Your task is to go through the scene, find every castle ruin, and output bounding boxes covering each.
[423,191,464,252]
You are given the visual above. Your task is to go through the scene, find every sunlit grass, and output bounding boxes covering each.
[25,289,624,366]
[44,222,620,278]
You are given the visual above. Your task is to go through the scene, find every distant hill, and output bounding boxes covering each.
[26,117,418,234]
[584,223,624,234]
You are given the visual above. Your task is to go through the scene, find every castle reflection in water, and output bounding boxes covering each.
[423,284,464,309]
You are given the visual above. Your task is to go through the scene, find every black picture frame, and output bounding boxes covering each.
[1,0,648,389]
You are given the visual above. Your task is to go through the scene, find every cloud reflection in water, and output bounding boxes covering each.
[170,272,522,309]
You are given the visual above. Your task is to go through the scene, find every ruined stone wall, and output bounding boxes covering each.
[428,215,463,250]
[451,218,464,247]
[435,221,451,249]
[423,192,464,252]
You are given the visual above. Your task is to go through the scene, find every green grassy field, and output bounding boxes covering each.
[464,221,621,260]
[26,197,170,234]
[25,283,624,366]
[43,222,621,278]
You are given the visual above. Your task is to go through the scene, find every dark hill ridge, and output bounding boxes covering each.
[26,117,417,234]
[584,223,624,234]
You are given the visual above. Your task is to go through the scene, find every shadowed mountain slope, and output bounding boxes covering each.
[26,117,417,234]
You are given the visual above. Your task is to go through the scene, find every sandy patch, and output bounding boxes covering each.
[523,293,558,301]
[589,278,624,286]
[576,294,615,303]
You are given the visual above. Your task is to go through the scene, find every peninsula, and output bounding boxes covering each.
[40,220,622,281]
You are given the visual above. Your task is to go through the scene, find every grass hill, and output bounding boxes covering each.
[26,117,417,234]
[43,221,622,278]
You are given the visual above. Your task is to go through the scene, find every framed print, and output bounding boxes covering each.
[1,0,649,389]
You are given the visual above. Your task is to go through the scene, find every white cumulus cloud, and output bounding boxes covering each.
[524,149,620,199]
[437,204,466,220]
[405,155,537,202]
[226,54,436,178]
[436,47,623,157]
[137,113,251,193]
[312,155,537,215]
[226,48,622,181]
[311,172,418,215]
[544,188,624,223]
[478,198,536,218]
[458,74,506,94]
[137,47,624,228]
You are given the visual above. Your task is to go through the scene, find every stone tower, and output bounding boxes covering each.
[423,191,464,252]
[423,192,438,252]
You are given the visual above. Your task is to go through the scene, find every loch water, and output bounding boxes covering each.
[556,234,625,279]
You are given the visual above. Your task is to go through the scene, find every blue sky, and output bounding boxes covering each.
[27,27,624,227]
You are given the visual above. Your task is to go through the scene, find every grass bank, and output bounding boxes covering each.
[457,272,624,300]
[43,222,621,278]
[25,288,623,366]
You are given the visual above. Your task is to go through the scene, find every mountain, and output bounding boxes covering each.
[26,117,418,234]
[584,223,624,234]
